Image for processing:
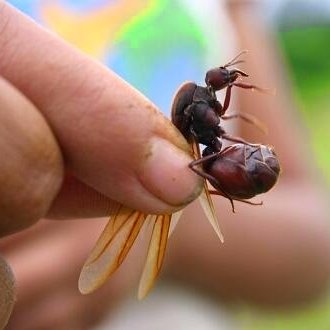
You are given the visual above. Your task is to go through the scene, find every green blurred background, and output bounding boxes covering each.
[241,2,330,329]
[280,25,330,185]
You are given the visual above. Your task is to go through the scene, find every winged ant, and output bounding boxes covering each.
[78,52,280,299]
[171,50,280,211]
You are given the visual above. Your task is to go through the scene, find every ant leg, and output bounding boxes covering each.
[221,112,268,134]
[221,85,233,115]
[209,190,263,206]
[215,126,255,146]
[189,151,220,167]
[233,82,273,94]
[222,133,259,147]
[221,81,272,116]
[232,69,249,77]
[189,155,236,212]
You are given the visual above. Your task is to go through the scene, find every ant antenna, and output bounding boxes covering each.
[225,59,245,68]
[223,50,248,68]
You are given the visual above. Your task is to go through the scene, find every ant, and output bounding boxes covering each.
[171,51,280,211]
[78,53,281,300]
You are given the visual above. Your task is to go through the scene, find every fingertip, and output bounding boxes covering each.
[138,138,203,209]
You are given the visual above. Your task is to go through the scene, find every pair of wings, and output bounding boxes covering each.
[78,141,224,299]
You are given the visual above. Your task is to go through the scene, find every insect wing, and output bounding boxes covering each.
[138,214,171,300]
[191,140,224,243]
[168,210,183,237]
[199,181,224,243]
[79,205,146,294]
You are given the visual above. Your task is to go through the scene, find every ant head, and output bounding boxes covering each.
[205,67,248,91]
[205,50,249,91]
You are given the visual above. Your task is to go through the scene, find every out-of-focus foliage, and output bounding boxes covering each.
[278,25,330,183]
[280,26,330,95]
[240,23,330,330]
[241,295,330,330]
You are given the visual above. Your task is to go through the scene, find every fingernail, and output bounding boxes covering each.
[138,138,203,207]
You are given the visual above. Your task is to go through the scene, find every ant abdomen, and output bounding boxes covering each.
[203,144,280,200]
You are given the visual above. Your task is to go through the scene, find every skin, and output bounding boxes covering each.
[1,1,330,328]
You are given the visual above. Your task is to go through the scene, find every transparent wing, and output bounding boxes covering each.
[79,205,146,294]
[191,140,224,243]
[168,210,183,237]
[138,214,171,300]
[199,180,224,243]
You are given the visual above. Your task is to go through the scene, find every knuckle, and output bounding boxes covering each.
[0,151,63,236]
[0,80,64,235]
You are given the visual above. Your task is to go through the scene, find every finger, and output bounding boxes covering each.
[3,220,105,302]
[8,286,90,330]
[46,173,121,219]
[0,3,202,215]
[8,279,122,329]
[8,285,111,329]
[0,77,63,236]
[4,220,134,328]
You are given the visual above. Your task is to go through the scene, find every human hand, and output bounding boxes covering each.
[0,2,202,328]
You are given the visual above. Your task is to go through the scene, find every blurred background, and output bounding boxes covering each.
[3,0,330,329]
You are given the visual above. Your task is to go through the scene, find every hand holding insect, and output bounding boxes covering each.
[0,2,281,300]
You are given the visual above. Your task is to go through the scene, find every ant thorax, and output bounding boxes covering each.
[188,85,222,149]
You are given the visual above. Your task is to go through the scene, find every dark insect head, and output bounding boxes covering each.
[204,50,249,91]
[205,66,249,91]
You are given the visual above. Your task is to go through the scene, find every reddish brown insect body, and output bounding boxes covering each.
[171,51,280,209]
[79,52,281,301]
[171,82,223,151]
[195,144,280,200]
